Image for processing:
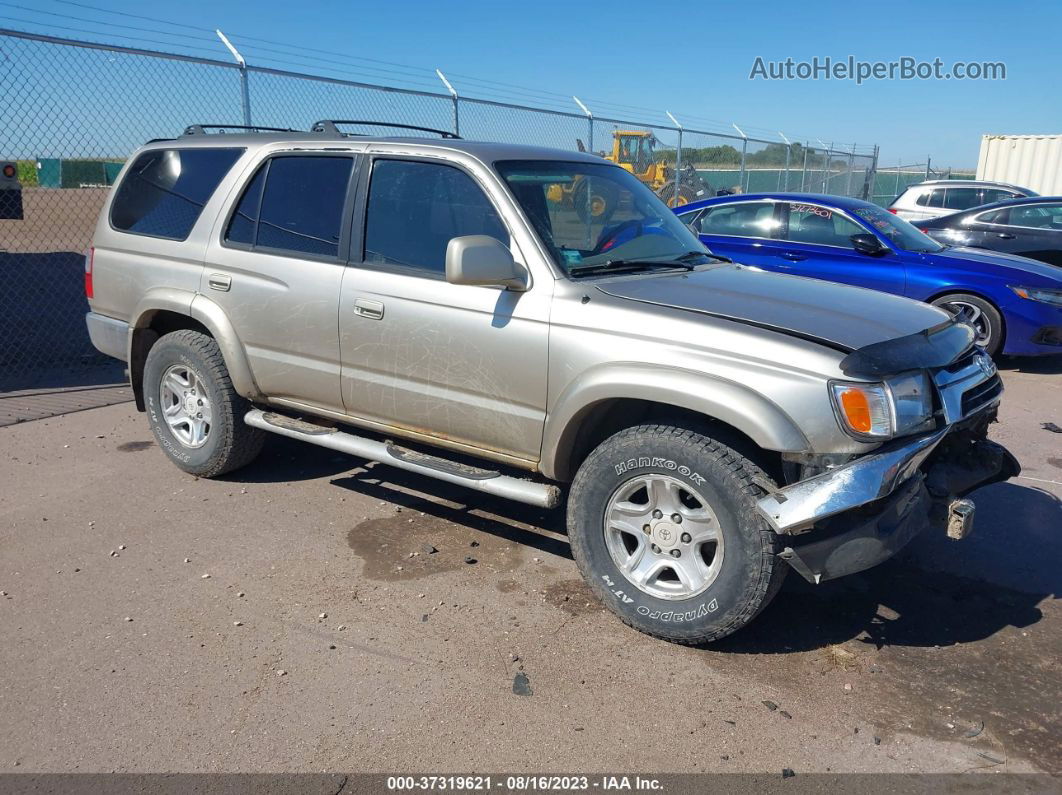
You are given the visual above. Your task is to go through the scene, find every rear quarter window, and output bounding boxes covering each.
[110,147,243,240]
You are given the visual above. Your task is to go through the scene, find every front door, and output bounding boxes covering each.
[773,201,907,296]
[338,156,551,463]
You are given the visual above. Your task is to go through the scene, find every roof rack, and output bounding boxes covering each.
[310,120,461,139]
[182,124,299,136]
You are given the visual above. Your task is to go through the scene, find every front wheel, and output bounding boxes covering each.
[567,424,786,645]
[143,329,265,477]
[930,293,1003,356]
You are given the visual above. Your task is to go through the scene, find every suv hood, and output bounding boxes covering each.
[596,264,954,353]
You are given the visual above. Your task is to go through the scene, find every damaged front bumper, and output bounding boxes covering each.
[756,425,1020,583]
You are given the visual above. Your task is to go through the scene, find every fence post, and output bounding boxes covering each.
[925,157,931,181]
[732,124,747,192]
[800,142,809,191]
[666,112,683,206]
[216,29,251,126]
[779,132,791,192]
[435,70,459,137]
[573,96,593,153]
[845,143,855,197]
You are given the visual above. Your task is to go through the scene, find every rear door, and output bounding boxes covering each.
[689,200,785,266]
[202,151,358,414]
[772,201,906,295]
[1000,202,1062,266]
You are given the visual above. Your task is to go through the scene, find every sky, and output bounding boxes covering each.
[3,0,1061,167]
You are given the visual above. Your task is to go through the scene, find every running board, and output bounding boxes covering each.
[244,410,561,509]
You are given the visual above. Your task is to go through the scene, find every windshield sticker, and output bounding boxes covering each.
[561,249,583,266]
[790,203,832,219]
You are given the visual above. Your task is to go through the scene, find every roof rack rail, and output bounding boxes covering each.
[182,124,299,136]
[310,120,461,139]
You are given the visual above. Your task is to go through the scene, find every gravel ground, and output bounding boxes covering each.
[0,361,1059,776]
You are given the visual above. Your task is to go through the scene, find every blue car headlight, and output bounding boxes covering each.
[1010,286,1062,307]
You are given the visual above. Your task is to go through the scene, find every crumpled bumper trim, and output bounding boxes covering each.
[756,429,949,534]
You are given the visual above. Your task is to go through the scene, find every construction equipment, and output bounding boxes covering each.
[560,131,710,222]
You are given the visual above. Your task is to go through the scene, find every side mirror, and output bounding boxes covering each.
[850,233,888,257]
[445,235,528,291]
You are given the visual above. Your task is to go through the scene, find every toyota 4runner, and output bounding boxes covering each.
[84,122,1019,644]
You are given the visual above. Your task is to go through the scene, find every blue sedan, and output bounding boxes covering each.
[675,193,1062,357]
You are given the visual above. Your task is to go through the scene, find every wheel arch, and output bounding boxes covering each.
[541,368,810,482]
[924,287,1007,350]
[128,291,261,411]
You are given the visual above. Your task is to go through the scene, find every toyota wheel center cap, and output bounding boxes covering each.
[652,521,680,549]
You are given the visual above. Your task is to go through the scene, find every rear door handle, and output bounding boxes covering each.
[996,233,1015,239]
[354,298,384,320]
[207,273,231,291]
[781,252,806,261]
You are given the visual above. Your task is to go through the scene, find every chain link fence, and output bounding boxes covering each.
[0,27,880,390]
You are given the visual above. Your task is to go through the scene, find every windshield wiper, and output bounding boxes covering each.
[675,250,731,264]
[568,258,696,278]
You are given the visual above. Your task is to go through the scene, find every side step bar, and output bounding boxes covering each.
[244,410,562,509]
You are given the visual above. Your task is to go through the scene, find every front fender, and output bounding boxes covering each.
[540,363,810,481]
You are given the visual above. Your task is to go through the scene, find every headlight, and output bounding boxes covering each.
[830,373,934,441]
[830,381,892,439]
[1010,286,1062,307]
[887,371,935,435]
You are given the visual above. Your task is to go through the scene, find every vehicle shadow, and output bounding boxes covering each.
[223,435,1058,652]
[330,464,573,560]
[998,353,1062,375]
[713,481,1060,654]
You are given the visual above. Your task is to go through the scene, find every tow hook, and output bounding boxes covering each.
[946,498,976,540]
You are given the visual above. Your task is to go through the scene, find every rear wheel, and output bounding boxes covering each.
[143,329,265,477]
[567,424,786,645]
[930,293,1003,356]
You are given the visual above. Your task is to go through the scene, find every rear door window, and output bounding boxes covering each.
[980,189,1021,204]
[783,203,863,247]
[224,155,354,259]
[111,148,243,240]
[696,201,777,237]
[942,188,981,210]
[1010,203,1062,229]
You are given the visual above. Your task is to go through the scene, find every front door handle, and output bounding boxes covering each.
[353,298,384,320]
[996,233,1015,239]
[781,252,806,261]
[207,273,231,292]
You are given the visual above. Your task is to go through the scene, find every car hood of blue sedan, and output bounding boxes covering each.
[920,246,1062,284]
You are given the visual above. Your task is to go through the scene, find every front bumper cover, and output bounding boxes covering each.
[757,429,1020,583]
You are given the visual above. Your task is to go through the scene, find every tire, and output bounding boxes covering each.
[930,293,1004,356]
[567,424,787,645]
[658,183,698,209]
[143,329,265,477]
[573,178,619,224]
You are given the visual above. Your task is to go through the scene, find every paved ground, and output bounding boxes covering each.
[0,362,1059,776]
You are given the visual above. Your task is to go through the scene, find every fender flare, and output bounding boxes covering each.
[540,363,810,481]
[129,289,262,401]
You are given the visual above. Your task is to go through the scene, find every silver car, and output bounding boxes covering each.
[888,179,1036,221]
[84,122,1018,644]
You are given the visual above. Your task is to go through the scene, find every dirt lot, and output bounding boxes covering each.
[0,362,1059,776]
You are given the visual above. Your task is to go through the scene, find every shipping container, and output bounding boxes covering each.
[976,134,1062,195]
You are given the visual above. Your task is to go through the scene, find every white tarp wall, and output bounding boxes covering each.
[976,134,1062,195]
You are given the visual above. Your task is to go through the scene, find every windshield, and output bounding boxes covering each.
[853,205,945,252]
[495,159,709,275]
